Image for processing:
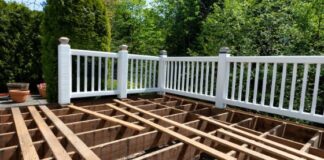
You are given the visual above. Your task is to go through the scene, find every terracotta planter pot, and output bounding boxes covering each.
[7,83,29,91]
[37,86,46,98]
[9,90,30,103]
[0,93,8,97]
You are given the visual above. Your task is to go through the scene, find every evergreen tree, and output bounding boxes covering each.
[41,0,110,102]
[0,0,43,92]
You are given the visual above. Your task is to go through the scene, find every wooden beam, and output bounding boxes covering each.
[218,128,301,160]
[68,105,145,131]
[11,107,39,160]
[27,106,72,160]
[300,132,321,152]
[230,117,253,127]
[260,123,285,137]
[39,105,100,160]
[106,103,236,160]
[113,100,277,160]
[144,99,304,160]
[199,116,323,160]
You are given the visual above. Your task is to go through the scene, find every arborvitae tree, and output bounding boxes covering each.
[0,0,43,92]
[41,0,110,102]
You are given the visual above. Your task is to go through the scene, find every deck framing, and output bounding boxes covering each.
[0,94,323,160]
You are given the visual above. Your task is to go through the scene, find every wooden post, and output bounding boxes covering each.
[58,37,71,105]
[158,50,167,95]
[215,47,230,108]
[117,45,129,98]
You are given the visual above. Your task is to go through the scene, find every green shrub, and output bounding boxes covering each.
[0,1,43,93]
[41,0,111,102]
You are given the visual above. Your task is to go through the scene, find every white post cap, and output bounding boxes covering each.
[219,47,230,54]
[160,50,167,56]
[59,37,70,44]
[119,44,128,51]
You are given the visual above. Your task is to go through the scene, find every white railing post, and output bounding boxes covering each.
[58,37,71,105]
[117,45,129,98]
[158,50,168,95]
[215,47,231,108]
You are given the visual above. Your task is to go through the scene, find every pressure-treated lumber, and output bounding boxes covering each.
[106,103,236,160]
[300,132,321,152]
[27,106,72,160]
[68,105,145,131]
[11,107,39,160]
[39,105,100,160]
[113,100,277,160]
[162,96,323,160]
[217,128,301,160]
[145,99,304,160]
[199,116,323,160]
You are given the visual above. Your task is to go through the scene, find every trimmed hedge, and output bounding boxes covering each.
[41,0,111,102]
[0,1,43,93]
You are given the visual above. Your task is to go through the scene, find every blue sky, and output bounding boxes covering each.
[6,0,153,11]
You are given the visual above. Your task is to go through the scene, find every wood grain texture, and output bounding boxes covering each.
[68,105,145,131]
[39,105,100,160]
[27,106,72,160]
[107,103,236,160]
[12,107,39,160]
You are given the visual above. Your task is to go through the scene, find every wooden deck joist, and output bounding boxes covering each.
[0,94,323,160]
[11,107,39,160]
[28,106,72,160]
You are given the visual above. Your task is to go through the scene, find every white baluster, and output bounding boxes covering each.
[270,63,277,107]
[238,62,244,101]
[289,63,297,111]
[84,56,88,92]
[98,57,101,91]
[200,62,204,94]
[191,61,194,93]
[231,62,237,100]
[77,55,80,92]
[261,63,268,105]
[299,64,309,112]
[182,61,185,91]
[135,59,138,89]
[130,59,134,89]
[91,56,95,92]
[253,63,259,104]
[245,62,251,102]
[104,57,108,91]
[279,63,287,109]
[195,61,199,93]
[210,62,215,96]
[311,64,321,115]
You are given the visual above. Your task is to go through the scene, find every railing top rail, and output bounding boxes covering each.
[128,54,159,60]
[165,56,219,62]
[227,56,324,63]
[71,49,118,58]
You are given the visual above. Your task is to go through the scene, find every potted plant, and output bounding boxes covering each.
[6,83,29,91]
[9,90,30,103]
[37,83,46,98]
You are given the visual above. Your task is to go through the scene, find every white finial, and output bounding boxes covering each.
[59,37,70,44]
[119,44,128,51]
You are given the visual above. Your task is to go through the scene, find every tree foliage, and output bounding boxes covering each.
[41,0,110,102]
[196,0,323,56]
[0,0,43,92]
[109,0,166,55]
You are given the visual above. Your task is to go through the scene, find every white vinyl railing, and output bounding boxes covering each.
[224,56,324,123]
[127,54,160,94]
[70,49,118,98]
[164,57,218,102]
[58,37,324,124]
